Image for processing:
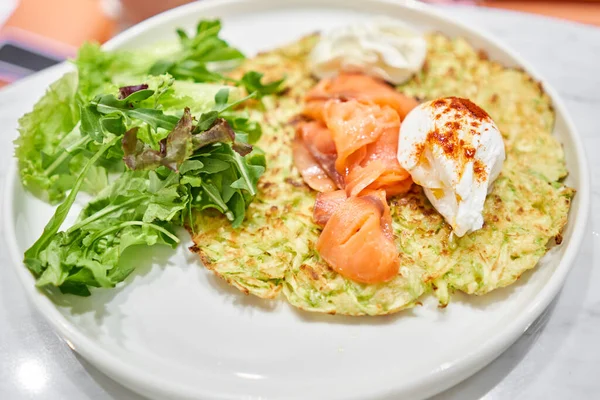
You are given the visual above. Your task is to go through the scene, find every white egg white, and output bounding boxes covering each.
[397,98,505,237]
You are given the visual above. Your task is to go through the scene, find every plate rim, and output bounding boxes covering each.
[2,0,591,399]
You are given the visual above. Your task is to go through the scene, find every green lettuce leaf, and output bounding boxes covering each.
[17,19,269,297]
[29,138,266,294]
[74,42,179,100]
[14,72,83,203]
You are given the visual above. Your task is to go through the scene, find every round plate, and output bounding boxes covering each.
[4,0,590,399]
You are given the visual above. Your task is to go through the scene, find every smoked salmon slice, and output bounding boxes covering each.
[313,190,347,227]
[304,73,419,122]
[322,99,389,175]
[292,136,337,193]
[323,99,413,197]
[316,190,399,284]
[296,121,343,188]
[292,73,418,284]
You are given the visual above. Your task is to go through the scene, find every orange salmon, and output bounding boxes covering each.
[304,73,419,121]
[291,136,337,193]
[291,73,418,284]
[313,190,347,227]
[324,99,412,197]
[316,190,399,284]
[296,121,343,189]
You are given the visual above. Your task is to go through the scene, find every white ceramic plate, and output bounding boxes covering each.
[3,0,590,399]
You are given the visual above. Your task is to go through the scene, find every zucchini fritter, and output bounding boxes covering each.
[191,34,574,315]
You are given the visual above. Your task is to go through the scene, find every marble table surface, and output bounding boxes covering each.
[1,5,599,400]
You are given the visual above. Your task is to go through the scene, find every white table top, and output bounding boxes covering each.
[1,6,599,400]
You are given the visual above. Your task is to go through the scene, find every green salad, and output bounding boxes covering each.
[15,20,283,297]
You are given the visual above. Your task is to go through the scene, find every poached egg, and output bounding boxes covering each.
[397,97,505,237]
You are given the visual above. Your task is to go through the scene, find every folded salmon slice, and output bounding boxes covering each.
[324,99,413,197]
[313,190,347,227]
[291,73,418,284]
[304,73,419,122]
[316,190,399,284]
[296,121,343,188]
[291,136,337,193]
[323,99,391,175]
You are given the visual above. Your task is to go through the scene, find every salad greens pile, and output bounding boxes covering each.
[15,20,283,296]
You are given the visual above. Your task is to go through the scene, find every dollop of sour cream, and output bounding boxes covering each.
[309,17,427,85]
[397,97,506,237]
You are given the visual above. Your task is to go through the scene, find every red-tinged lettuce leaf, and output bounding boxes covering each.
[119,84,149,99]
[123,108,194,172]
[161,108,194,170]
[192,118,234,149]
[122,127,162,171]
[232,142,253,156]
[192,117,252,156]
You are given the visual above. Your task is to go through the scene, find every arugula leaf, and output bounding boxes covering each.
[168,63,225,83]
[195,158,229,174]
[120,88,155,103]
[218,150,264,197]
[239,71,286,97]
[214,88,229,109]
[127,108,181,131]
[101,115,126,135]
[191,143,266,227]
[150,19,245,83]
[28,134,267,293]
[199,181,233,220]
[91,93,180,131]
[228,192,247,228]
[80,105,103,142]
[179,160,204,174]
[195,20,222,39]
[24,136,120,273]
[29,170,184,293]
[17,19,270,297]
[196,111,219,132]
[224,113,262,144]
